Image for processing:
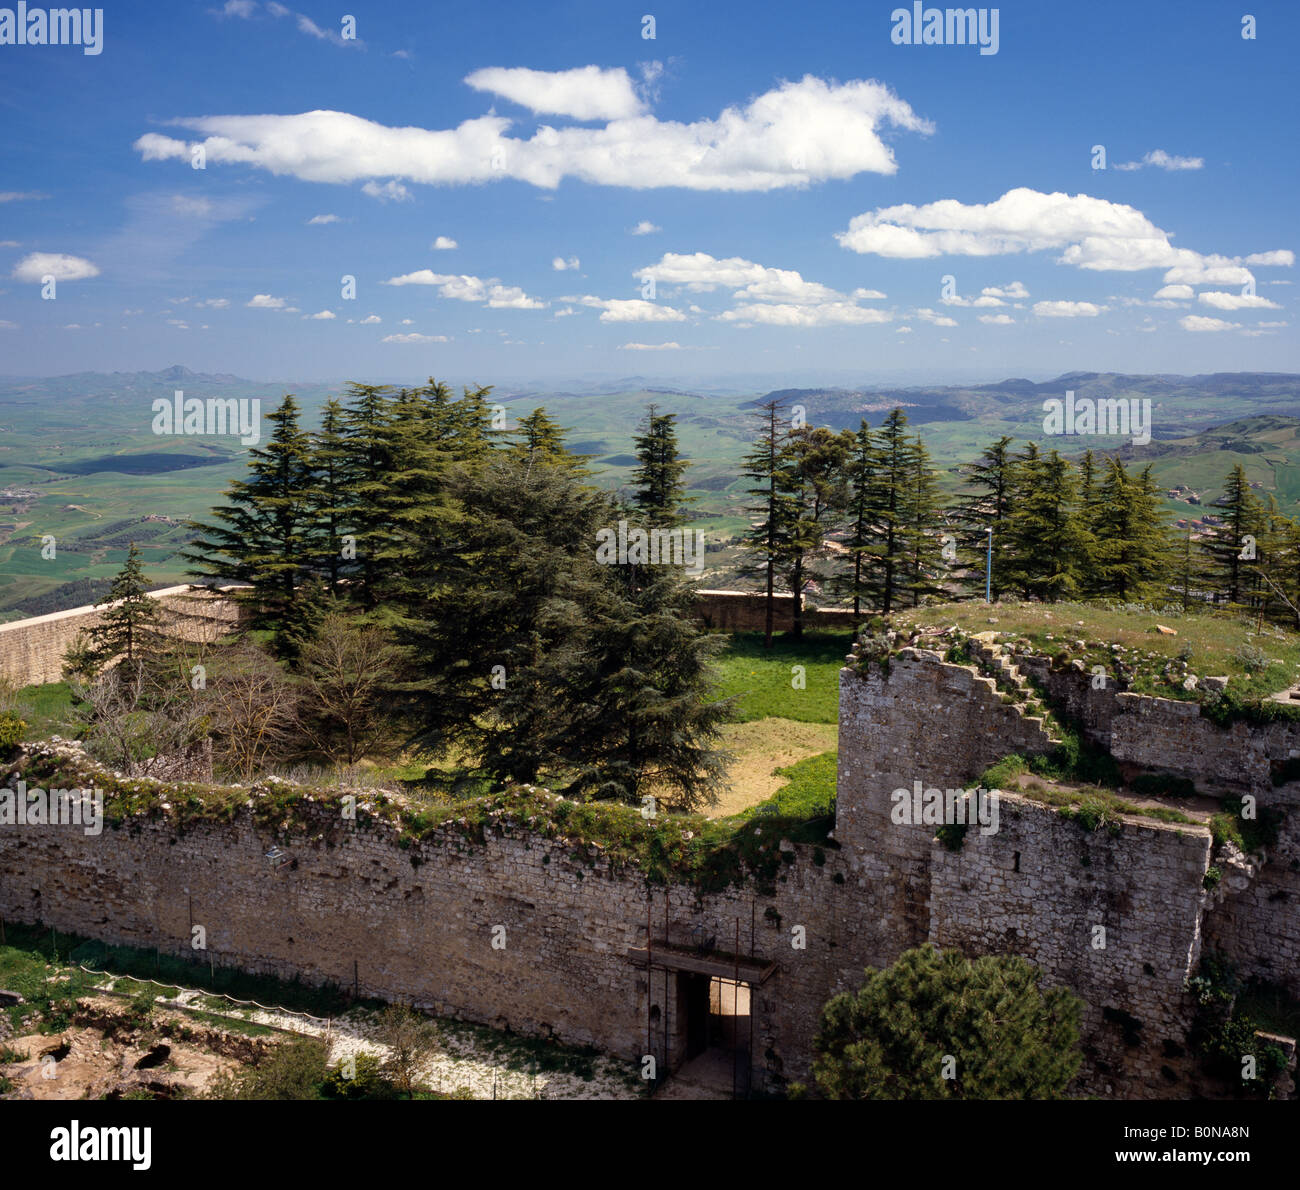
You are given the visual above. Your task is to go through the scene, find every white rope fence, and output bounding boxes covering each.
[69,960,332,1030]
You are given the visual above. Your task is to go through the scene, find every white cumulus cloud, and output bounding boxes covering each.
[1033,300,1105,317]
[1180,314,1240,332]
[569,296,686,323]
[12,252,99,282]
[362,180,412,202]
[465,65,646,121]
[247,293,287,308]
[835,186,1288,291]
[431,235,458,250]
[1196,291,1282,311]
[134,76,931,192]
[383,269,546,309]
[1114,149,1204,172]
[719,302,891,327]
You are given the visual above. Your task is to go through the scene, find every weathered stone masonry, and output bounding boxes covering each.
[0,645,1296,1096]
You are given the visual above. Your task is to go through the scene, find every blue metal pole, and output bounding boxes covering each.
[985,526,993,603]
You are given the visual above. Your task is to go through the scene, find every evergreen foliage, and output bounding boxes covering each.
[812,944,1083,1099]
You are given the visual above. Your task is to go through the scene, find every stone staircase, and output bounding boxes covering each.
[964,634,1066,746]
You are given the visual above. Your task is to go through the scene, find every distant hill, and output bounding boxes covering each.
[749,372,1300,439]
[4,368,1300,617]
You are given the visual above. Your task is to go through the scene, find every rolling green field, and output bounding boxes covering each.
[4,367,1300,617]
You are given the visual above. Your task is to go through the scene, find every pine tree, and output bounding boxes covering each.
[423,378,458,446]
[741,401,796,648]
[1248,494,1290,625]
[70,542,164,677]
[1003,447,1086,601]
[184,394,318,657]
[1090,459,1172,602]
[367,385,461,620]
[858,408,916,615]
[631,405,693,528]
[899,433,945,607]
[1200,464,1266,608]
[812,945,1083,1100]
[306,398,350,595]
[778,425,852,636]
[451,384,498,464]
[1075,449,1104,597]
[1175,520,1195,612]
[397,455,727,806]
[535,564,731,810]
[338,383,397,608]
[512,407,587,473]
[952,435,1017,600]
[839,419,876,618]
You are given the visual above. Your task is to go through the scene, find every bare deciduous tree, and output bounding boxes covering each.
[72,661,213,779]
[206,644,302,781]
[377,1003,441,1096]
[296,613,404,766]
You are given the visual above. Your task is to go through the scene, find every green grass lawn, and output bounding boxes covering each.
[13,681,78,737]
[895,601,1300,704]
[731,749,837,822]
[713,632,850,724]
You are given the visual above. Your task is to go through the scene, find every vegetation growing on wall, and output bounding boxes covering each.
[1186,955,1290,1098]
[4,739,837,896]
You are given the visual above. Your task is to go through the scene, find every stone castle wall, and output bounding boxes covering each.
[0,588,856,689]
[1,644,1296,1097]
[0,586,242,687]
[0,797,890,1093]
[691,590,858,634]
[928,794,1213,1095]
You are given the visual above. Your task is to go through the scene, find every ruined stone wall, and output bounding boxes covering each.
[835,650,1297,1097]
[0,801,894,1092]
[2,588,854,689]
[1044,669,1300,796]
[0,586,243,687]
[1034,672,1300,998]
[2,643,1296,1098]
[1201,796,1300,999]
[929,793,1213,1096]
[692,590,857,634]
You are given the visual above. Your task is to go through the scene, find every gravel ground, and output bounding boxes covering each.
[156,988,644,1100]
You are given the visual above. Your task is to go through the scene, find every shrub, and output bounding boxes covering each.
[377,1004,441,1096]
[812,945,1083,1099]
[935,823,967,852]
[207,1037,329,1100]
[1210,796,1281,855]
[1234,644,1269,675]
[0,710,26,753]
[322,1051,389,1100]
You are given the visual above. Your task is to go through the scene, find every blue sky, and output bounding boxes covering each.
[1,0,1297,384]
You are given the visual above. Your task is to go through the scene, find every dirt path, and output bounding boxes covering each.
[709,718,837,817]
